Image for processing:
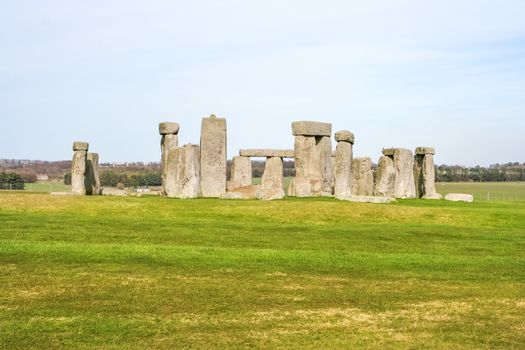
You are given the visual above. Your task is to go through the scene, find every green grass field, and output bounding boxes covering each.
[1,190,524,349]
[24,182,70,193]
[437,182,525,201]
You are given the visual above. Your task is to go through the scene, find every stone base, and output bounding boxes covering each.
[256,187,285,201]
[50,192,78,196]
[444,193,473,202]
[423,193,443,200]
[102,188,128,196]
[338,195,395,204]
[222,185,260,199]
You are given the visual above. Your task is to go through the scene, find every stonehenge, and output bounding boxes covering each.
[85,152,100,195]
[351,157,374,196]
[200,115,227,197]
[333,130,354,199]
[67,116,456,203]
[414,147,441,199]
[292,121,334,197]
[71,141,89,195]
[159,122,180,197]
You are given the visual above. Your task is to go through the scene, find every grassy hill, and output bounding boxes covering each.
[0,192,524,348]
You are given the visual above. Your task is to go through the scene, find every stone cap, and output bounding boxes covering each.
[382,148,395,156]
[73,141,89,151]
[239,149,294,158]
[159,122,180,135]
[292,121,332,136]
[415,147,435,155]
[334,130,354,143]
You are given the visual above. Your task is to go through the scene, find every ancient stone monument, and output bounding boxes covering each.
[172,144,200,198]
[159,122,180,197]
[257,156,286,200]
[71,141,89,195]
[444,193,474,202]
[333,130,354,199]
[379,148,416,198]
[228,156,252,190]
[85,152,100,195]
[291,121,333,197]
[351,157,374,196]
[200,115,227,197]
[414,147,441,199]
[374,153,396,197]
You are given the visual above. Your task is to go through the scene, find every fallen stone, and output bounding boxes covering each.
[50,191,77,196]
[291,121,332,136]
[200,114,227,197]
[239,149,295,158]
[444,193,473,202]
[334,130,354,144]
[159,122,180,135]
[339,195,395,204]
[222,185,260,199]
[102,188,128,196]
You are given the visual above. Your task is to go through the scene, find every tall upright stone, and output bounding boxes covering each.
[159,122,180,197]
[257,157,285,200]
[414,147,440,199]
[392,148,416,198]
[229,156,252,189]
[172,144,200,198]
[291,121,333,197]
[351,157,374,196]
[200,114,227,197]
[374,155,396,197]
[71,141,88,195]
[85,152,100,195]
[333,130,354,199]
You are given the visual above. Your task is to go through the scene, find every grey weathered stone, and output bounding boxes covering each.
[287,178,296,196]
[393,148,416,198]
[50,191,76,196]
[334,139,353,199]
[102,188,128,196]
[171,144,200,198]
[200,115,227,197]
[85,152,100,195]
[291,121,332,136]
[160,132,179,197]
[351,157,374,196]
[73,141,89,151]
[415,147,435,155]
[374,156,396,197]
[229,156,252,189]
[71,141,88,195]
[444,193,474,202]
[334,130,355,144]
[339,195,395,204]
[382,148,395,156]
[318,136,334,195]
[239,149,295,158]
[414,148,439,199]
[222,185,260,199]
[257,157,285,200]
[293,135,321,197]
[159,122,180,135]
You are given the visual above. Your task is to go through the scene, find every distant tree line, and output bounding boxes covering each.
[99,171,162,188]
[436,163,525,182]
[0,172,25,190]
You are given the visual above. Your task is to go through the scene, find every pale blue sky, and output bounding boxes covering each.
[1,0,524,166]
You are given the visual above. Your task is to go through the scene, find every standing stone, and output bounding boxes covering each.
[71,141,88,195]
[172,144,200,198]
[200,114,227,197]
[414,147,441,199]
[351,157,374,196]
[257,157,285,200]
[228,156,252,190]
[159,122,180,197]
[374,155,396,197]
[333,130,354,199]
[393,148,416,198]
[291,121,333,197]
[85,152,100,195]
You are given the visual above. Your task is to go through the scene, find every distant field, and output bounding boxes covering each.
[24,182,70,192]
[0,192,524,349]
[437,182,525,202]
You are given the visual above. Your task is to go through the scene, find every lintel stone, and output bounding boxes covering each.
[415,147,435,155]
[159,122,180,135]
[239,149,294,158]
[291,121,332,136]
[73,141,89,151]
[334,130,354,143]
[382,148,395,156]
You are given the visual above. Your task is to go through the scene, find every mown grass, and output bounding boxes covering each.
[0,192,524,349]
[24,182,70,193]
[437,182,525,201]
